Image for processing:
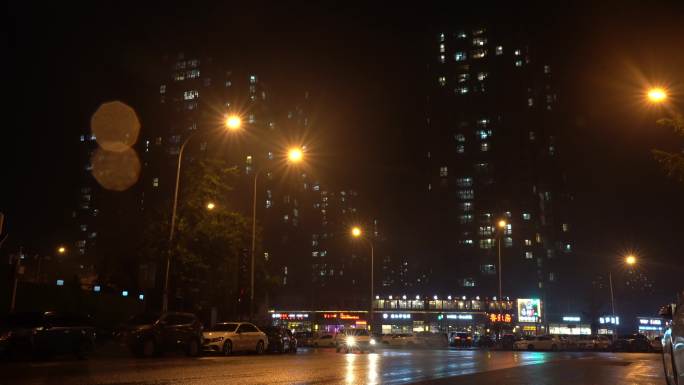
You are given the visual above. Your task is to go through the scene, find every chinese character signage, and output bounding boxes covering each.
[489,313,512,323]
[517,298,541,323]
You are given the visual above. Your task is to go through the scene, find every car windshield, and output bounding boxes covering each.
[127,313,160,325]
[210,323,238,332]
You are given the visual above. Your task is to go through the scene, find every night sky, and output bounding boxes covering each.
[7,2,684,308]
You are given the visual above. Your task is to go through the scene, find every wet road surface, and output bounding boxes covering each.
[2,348,664,384]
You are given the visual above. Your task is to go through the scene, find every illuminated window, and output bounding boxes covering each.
[544,65,551,74]
[481,142,489,152]
[473,37,487,46]
[522,212,531,220]
[457,73,469,83]
[250,75,257,84]
[439,166,448,177]
[525,251,533,259]
[528,98,534,107]
[461,202,472,211]
[183,90,199,100]
[454,51,467,61]
[457,86,469,94]
[459,214,473,224]
[564,243,572,252]
[153,178,159,187]
[479,239,494,249]
[476,130,492,139]
[438,76,446,86]
[457,144,465,153]
[529,131,536,141]
[477,72,488,81]
[461,239,474,246]
[524,239,532,246]
[472,28,485,36]
[505,224,512,235]
[515,60,523,67]
[455,133,466,142]
[514,49,521,56]
[472,49,487,59]
[439,55,446,63]
[504,237,513,247]
[439,43,446,53]
[456,31,467,39]
[495,46,503,55]
[457,189,474,199]
[160,85,166,94]
[479,226,493,236]
[481,264,496,274]
[456,177,472,187]
[439,33,446,42]
[477,118,489,127]
[462,278,475,287]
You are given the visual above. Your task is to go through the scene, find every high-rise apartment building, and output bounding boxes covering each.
[423,25,573,317]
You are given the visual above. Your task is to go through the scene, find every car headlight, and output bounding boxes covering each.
[370,338,376,345]
[346,336,356,346]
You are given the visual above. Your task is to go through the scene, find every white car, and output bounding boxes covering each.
[335,329,377,353]
[202,322,268,355]
[576,335,611,350]
[312,334,336,347]
[513,335,562,351]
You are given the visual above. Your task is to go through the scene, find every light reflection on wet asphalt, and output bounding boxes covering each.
[2,348,663,385]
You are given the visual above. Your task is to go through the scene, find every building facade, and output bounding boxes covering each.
[422,25,573,319]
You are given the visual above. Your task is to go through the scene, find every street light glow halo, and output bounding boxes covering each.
[225,114,242,130]
[287,147,304,163]
[351,226,362,238]
[646,87,667,103]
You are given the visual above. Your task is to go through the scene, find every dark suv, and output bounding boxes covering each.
[0,311,95,360]
[119,312,203,357]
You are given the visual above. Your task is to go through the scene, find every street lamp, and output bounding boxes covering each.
[608,254,638,338]
[57,246,66,255]
[497,219,507,299]
[248,147,305,321]
[206,202,216,211]
[350,226,374,330]
[163,120,241,312]
[647,87,668,103]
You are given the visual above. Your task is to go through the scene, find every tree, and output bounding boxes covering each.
[652,114,684,182]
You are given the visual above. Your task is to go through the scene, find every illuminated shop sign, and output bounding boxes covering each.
[446,314,473,320]
[562,316,581,322]
[638,326,663,331]
[599,316,620,325]
[322,313,361,320]
[382,313,411,319]
[517,299,541,323]
[489,313,512,323]
[271,313,309,320]
[340,313,360,320]
[639,319,662,326]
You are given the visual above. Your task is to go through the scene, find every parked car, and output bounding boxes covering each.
[500,334,516,350]
[335,328,376,353]
[661,299,683,385]
[576,335,611,350]
[202,322,267,355]
[382,333,420,347]
[449,332,473,347]
[475,335,495,348]
[513,335,562,351]
[118,312,203,357]
[651,336,663,353]
[294,331,314,347]
[416,331,448,348]
[612,333,651,352]
[261,326,296,353]
[311,333,335,347]
[0,311,95,360]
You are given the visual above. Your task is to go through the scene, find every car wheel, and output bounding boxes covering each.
[186,339,200,357]
[527,344,534,351]
[222,340,233,356]
[256,341,264,355]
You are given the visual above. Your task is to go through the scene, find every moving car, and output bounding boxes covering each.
[261,326,297,353]
[203,322,267,355]
[661,298,683,385]
[0,311,95,359]
[118,312,203,357]
[335,328,376,353]
[513,335,562,351]
[311,333,335,347]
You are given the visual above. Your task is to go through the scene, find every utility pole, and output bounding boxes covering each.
[10,247,23,312]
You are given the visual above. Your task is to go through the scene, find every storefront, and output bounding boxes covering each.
[268,310,368,333]
[597,315,620,335]
[548,316,591,335]
[637,317,665,339]
[516,298,543,336]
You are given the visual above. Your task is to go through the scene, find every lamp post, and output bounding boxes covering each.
[496,219,507,300]
[248,147,304,321]
[162,115,242,312]
[607,254,638,338]
[351,226,374,330]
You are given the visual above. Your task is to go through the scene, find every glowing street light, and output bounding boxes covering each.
[351,226,362,238]
[497,220,507,229]
[496,219,507,300]
[57,246,66,254]
[287,147,304,163]
[206,202,216,211]
[225,115,242,130]
[647,87,667,103]
[625,254,637,265]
